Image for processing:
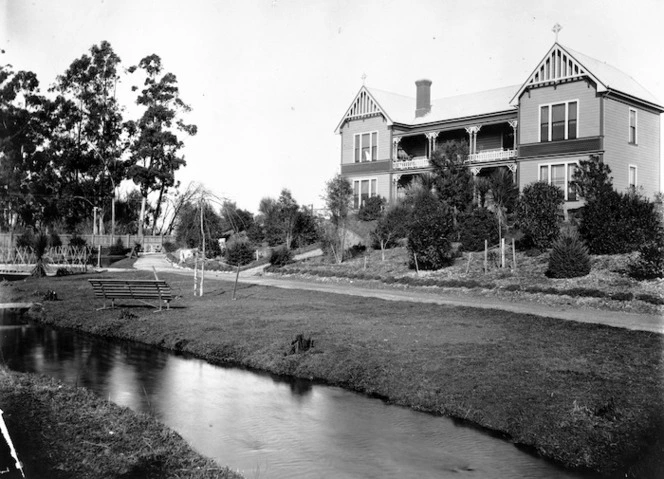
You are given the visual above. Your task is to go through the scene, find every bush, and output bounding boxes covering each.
[580,189,662,254]
[69,234,87,249]
[357,196,385,221]
[109,238,128,256]
[48,232,62,248]
[515,182,564,249]
[16,231,34,249]
[225,240,256,266]
[407,193,455,270]
[546,230,591,278]
[628,232,664,280]
[162,241,178,253]
[371,204,411,250]
[269,246,293,266]
[345,244,366,260]
[459,208,499,252]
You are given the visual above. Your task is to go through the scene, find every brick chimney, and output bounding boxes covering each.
[415,79,432,118]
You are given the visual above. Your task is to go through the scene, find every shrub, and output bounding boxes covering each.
[225,240,256,266]
[515,182,564,249]
[371,204,411,251]
[628,232,664,280]
[345,244,366,260]
[16,231,34,249]
[109,238,128,256]
[546,230,591,278]
[269,246,293,266]
[48,232,62,248]
[407,193,455,270]
[579,189,662,254]
[162,241,178,253]
[459,208,499,252]
[357,196,385,221]
[69,234,87,249]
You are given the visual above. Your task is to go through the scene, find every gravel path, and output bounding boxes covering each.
[133,253,664,334]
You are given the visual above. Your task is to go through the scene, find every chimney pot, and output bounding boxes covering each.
[415,79,432,118]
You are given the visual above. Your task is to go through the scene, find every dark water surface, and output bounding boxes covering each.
[0,311,594,478]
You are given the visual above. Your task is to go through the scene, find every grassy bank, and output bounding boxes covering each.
[3,271,663,477]
[0,369,243,479]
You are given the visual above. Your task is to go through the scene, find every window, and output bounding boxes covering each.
[539,100,578,142]
[539,161,579,201]
[354,132,378,162]
[629,109,637,144]
[629,165,637,190]
[353,178,377,208]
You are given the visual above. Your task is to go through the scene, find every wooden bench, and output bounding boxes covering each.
[88,279,173,311]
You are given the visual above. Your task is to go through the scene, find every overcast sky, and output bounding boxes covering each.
[2,0,663,212]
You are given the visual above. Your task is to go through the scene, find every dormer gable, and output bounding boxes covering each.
[510,43,602,106]
[334,86,393,134]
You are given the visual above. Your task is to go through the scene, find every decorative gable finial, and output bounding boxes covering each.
[361,72,367,85]
[552,23,562,43]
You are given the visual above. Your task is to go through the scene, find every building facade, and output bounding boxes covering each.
[335,43,663,212]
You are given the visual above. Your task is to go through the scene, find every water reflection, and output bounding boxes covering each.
[0,311,594,478]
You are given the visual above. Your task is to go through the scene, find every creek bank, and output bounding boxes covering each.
[4,272,664,478]
[0,370,243,479]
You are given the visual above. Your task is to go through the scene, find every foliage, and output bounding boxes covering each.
[48,232,62,248]
[429,140,473,213]
[357,196,385,221]
[269,246,293,266]
[579,189,662,254]
[515,182,564,249]
[225,240,255,266]
[175,201,225,252]
[126,54,197,235]
[68,233,87,249]
[324,174,353,227]
[407,192,455,270]
[371,203,411,255]
[292,207,320,248]
[459,208,499,252]
[323,174,353,263]
[628,230,664,280]
[488,167,519,237]
[220,200,254,233]
[31,233,49,277]
[474,177,491,208]
[162,241,178,253]
[16,230,35,249]
[108,238,128,256]
[570,155,613,202]
[546,229,591,278]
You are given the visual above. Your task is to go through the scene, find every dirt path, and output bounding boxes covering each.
[133,253,664,334]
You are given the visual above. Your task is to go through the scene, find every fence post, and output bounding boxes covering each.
[501,238,505,268]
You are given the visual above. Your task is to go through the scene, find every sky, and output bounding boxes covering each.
[2,0,664,213]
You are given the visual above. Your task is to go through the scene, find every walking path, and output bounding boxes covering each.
[132,253,664,334]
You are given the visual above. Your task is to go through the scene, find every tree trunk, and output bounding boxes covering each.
[139,196,147,238]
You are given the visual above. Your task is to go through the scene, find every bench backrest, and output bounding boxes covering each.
[89,279,173,299]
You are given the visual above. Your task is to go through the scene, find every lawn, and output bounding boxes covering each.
[3,270,663,477]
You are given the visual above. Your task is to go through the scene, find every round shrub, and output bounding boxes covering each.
[546,231,591,279]
[269,246,293,266]
[628,232,664,280]
[162,241,178,253]
[357,196,385,221]
[69,234,87,249]
[109,238,128,256]
[16,230,34,249]
[580,189,662,254]
[516,182,564,249]
[407,193,455,270]
[459,208,499,252]
[225,240,256,266]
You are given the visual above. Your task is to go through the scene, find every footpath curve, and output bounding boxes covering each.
[132,253,664,334]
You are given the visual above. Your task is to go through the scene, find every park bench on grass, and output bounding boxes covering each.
[88,279,173,311]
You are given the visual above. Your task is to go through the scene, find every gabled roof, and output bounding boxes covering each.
[510,43,663,110]
[334,86,393,134]
[335,84,518,133]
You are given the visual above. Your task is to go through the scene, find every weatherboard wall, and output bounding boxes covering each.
[602,97,661,197]
[339,116,391,165]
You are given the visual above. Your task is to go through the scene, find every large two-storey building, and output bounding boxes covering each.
[335,43,663,212]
